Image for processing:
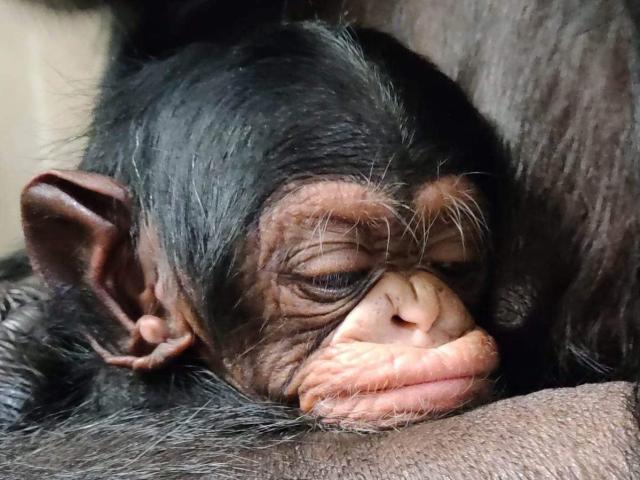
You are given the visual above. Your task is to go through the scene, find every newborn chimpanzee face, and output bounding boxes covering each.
[225,178,497,427]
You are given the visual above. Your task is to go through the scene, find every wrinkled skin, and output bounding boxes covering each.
[222,178,498,427]
[2,275,635,478]
[323,0,640,393]
[17,23,504,430]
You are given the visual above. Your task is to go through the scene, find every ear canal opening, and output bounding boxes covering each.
[391,315,411,327]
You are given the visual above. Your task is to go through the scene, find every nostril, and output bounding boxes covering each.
[391,315,411,327]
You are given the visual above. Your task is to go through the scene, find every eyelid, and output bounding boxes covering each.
[426,231,484,263]
[283,241,371,277]
[292,270,375,304]
[288,245,373,278]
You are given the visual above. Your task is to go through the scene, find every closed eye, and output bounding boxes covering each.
[302,271,369,291]
[294,270,370,302]
[429,261,486,298]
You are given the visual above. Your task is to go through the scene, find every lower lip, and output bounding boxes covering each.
[365,376,485,409]
[319,376,490,426]
[372,377,479,404]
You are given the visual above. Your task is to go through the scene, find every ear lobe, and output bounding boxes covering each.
[21,169,132,291]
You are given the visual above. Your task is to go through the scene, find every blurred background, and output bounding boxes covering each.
[0,1,111,254]
[0,0,443,256]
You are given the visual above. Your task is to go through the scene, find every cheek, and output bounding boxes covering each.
[288,328,499,428]
[232,249,360,399]
[226,279,354,398]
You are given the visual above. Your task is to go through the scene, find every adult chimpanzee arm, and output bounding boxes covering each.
[0,382,636,479]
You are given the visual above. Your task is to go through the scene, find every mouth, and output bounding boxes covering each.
[295,328,499,428]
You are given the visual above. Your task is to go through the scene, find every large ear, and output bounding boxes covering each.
[22,169,132,294]
[21,169,194,370]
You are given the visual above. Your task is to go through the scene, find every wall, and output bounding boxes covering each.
[0,0,111,254]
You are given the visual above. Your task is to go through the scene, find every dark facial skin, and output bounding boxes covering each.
[5,15,510,432]
[0,273,636,478]
[329,0,640,394]
[19,170,498,429]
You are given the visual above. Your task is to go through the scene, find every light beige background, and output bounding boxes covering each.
[0,0,111,254]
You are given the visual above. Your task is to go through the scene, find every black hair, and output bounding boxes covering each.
[82,22,502,334]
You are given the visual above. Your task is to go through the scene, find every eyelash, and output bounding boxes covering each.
[295,270,370,300]
[305,271,368,289]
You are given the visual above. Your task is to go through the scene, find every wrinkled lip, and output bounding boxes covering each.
[313,376,492,426]
[294,328,499,426]
[350,374,480,395]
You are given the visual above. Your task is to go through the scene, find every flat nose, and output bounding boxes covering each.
[330,271,465,348]
[395,274,441,332]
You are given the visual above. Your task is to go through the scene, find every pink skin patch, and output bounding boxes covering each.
[246,178,496,427]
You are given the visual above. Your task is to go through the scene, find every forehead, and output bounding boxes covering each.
[260,176,484,227]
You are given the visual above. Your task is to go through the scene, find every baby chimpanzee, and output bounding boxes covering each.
[6,22,502,429]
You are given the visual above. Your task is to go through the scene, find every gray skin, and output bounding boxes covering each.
[1,0,639,478]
